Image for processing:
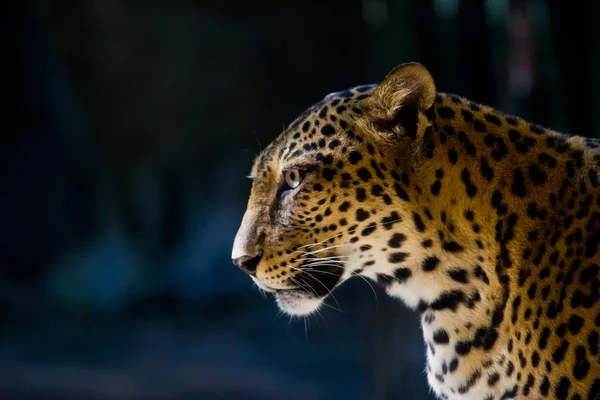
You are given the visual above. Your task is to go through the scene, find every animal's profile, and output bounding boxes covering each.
[232,62,600,399]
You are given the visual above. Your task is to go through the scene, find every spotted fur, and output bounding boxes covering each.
[232,63,600,400]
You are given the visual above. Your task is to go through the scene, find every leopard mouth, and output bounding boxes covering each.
[290,263,344,297]
[273,263,344,316]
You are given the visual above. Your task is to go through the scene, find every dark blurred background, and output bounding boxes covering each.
[2,0,599,399]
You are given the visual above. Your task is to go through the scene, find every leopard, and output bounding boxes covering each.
[232,62,600,400]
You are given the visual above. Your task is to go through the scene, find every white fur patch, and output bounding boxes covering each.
[275,291,323,316]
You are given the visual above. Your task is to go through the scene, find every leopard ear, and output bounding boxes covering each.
[367,62,436,140]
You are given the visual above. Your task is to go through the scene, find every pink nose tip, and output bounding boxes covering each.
[232,250,263,275]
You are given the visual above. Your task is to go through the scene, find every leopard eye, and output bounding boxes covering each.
[284,169,303,190]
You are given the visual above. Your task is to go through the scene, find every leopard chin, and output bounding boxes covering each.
[274,289,324,316]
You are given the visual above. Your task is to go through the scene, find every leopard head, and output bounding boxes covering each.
[232,63,437,315]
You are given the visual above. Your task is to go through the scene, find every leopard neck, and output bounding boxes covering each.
[353,93,599,395]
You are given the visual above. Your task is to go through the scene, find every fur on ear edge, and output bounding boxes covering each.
[355,62,436,141]
[372,62,436,118]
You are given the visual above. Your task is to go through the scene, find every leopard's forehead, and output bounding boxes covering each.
[286,83,378,132]
[251,84,378,177]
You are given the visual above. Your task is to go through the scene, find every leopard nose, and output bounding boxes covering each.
[232,249,263,276]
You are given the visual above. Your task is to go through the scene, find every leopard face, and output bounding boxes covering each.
[232,62,600,400]
[232,64,438,315]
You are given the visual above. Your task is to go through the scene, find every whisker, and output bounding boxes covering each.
[296,262,345,270]
[298,254,350,259]
[298,254,351,261]
[290,276,321,299]
[300,264,344,271]
[304,317,308,338]
[310,311,321,329]
[273,308,287,322]
[297,270,342,310]
[299,262,345,268]
[296,253,349,260]
[299,268,344,277]
[251,282,269,299]
[300,256,349,264]
[299,263,379,312]
[300,260,345,267]
[319,301,344,313]
[356,274,379,311]
[251,130,263,152]
[298,244,354,255]
[314,308,328,324]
